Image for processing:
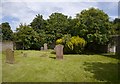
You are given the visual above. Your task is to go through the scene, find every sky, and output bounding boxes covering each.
[0,0,119,32]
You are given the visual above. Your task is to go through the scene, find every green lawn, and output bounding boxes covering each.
[2,50,119,82]
[0,52,2,83]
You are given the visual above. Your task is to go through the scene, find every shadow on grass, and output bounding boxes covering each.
[100,53,119,60]
[49,57,56,59]
[83,62,119,83]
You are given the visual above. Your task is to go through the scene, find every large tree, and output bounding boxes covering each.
[30,14,47,33]
[74,8,113,52]
[15,24,42,49]
[113,18,120,56]
[67,16,79,36]
[1,22,13,41]
[46,12,69,40]
[113,18,120,35]
[75,8,112,44]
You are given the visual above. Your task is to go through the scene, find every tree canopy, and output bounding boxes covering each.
[15,24,41,49]
[74,8,112,45]
[1,22,13,41]
[46,13,69,40]
[30,14,47,33]
[1,7,118,52]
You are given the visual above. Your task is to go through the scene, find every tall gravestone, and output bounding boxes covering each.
[44,43,48,50]
[55,44,64,59]
[6,48,15,64]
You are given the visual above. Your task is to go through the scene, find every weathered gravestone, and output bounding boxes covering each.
[55,44,64,59]
[41,47,44,50]
[6,48,15,64]
[44,43,48,50]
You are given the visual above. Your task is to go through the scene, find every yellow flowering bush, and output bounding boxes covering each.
[56,35,86,54]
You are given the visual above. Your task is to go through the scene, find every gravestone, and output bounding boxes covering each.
[41,47,44,50]
[6,48,15,64]
[55,44,64,59]
[44,43,48,50]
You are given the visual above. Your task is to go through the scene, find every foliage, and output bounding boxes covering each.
[46,13,69,40]
[2,7,117,53]
[56,35,86,54]
[113,18,120,35]
[30,14,47,33]
[67,17,79,36]
[75,8,112,45]
[15,23,41,49]
[56,38,63,45]
[1,22,13,41]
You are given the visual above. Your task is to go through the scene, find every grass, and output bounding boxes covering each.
[0,52,2,83]
[2,50,119,82]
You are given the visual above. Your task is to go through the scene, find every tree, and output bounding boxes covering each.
[75,8,113,53]
[113,18,120,35]
[15,24,41,49]
[30,14,47,33]
[113,18,120,56]
[46,12,69,40]
[67,16,79,36]
[75,8,112,44]
[1,22,13,41]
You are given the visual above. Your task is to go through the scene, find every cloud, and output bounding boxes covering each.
[2,2,37,31]
[96,2,118,17]
[1,1,118,31]
[2,0,119,2]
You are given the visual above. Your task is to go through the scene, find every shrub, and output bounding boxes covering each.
[56,38,63,45]
[56,35,86,54]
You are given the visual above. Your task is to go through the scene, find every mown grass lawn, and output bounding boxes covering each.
[2,50,119,82]
[0,52,2,83]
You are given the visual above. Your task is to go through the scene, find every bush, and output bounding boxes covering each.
[56,38,63,45]
[56,35,86,54]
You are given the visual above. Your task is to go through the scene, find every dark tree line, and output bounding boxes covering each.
[0,7,120,52]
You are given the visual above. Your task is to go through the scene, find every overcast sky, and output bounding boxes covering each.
[0,0,119,31]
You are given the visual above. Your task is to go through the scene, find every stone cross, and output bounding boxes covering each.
[44,43,48,50]
[55,44,64,59]
[41,47,44,50]
[6,48,15,64]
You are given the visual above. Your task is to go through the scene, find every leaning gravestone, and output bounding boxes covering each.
[41,47,44,50]
[6,48,15,64]
[55,44,64,59]
[44,43,48,50]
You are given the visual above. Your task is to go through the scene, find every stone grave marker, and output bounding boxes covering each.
[6,48,15,64]
[44,43,48,50]
[41,47,44,50]
[55,44,64,59]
